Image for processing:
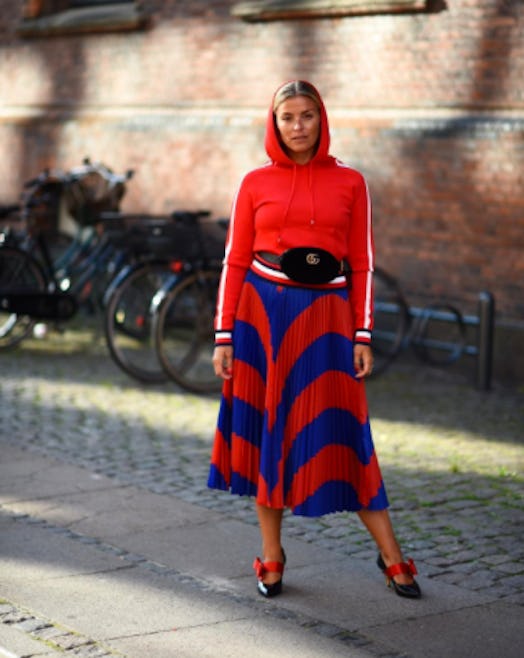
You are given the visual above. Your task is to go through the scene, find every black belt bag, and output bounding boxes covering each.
[279,247,342,284]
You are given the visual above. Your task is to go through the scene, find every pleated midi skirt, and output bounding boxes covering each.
[207,267,389,517]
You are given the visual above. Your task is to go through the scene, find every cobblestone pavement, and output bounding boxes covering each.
[0,597,118,656]
[1,321,523,613]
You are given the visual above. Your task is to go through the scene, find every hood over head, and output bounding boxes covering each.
[264,80,331,165]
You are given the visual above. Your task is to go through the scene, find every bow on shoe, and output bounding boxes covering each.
[253,557,266,580]
[383,557,418,580]
[377,554,422,599]
[253,556,284,580]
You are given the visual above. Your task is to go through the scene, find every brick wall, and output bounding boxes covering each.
[1,0,523,379]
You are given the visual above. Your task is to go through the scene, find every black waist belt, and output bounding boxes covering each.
[257,251,350,272]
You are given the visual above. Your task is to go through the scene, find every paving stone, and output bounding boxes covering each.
[13,617,51,633]
[52,635,94,650]
[497,574,524,589]
[492,561,524,575]
[434,571,468,586]
[444,549,483,563]
[480,554,514,566]
[34,625,72,641]
[462,569,499,590]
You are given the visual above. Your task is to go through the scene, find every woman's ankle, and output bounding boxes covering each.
[262,544,285,563]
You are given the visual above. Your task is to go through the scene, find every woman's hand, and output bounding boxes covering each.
[213,345,233,380]
[354,344,373,379]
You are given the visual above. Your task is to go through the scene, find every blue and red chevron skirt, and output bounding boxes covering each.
[207,266,389,517]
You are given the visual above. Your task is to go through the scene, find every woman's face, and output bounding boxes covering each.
[274,95,320,164]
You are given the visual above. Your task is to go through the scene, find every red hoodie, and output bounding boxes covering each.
[215,83,374,346]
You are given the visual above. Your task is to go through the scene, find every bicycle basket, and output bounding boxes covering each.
[65,167,126,226]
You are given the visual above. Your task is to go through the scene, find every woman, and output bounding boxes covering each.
[208,80,421,600]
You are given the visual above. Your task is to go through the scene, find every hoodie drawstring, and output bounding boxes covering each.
[278,164,297,245]
[308,161,315,225]
[278,162,316,245]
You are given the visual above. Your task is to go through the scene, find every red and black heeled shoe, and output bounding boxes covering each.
[377,553,422,599]
[253,549,286,598]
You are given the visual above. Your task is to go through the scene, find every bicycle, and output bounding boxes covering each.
[103,211,227,386]
[0,167,75,349]
[152,267,222,394]
[0,160,131,349]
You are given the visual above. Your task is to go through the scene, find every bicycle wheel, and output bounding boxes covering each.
[154,269,221,394]
[372,267,410,375]
[0,246,46,349]
[104,261,176,383]
[411,304,467,366]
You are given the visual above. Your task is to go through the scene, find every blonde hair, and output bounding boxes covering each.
[273,80,321,113]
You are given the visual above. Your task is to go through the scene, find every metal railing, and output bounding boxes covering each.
[373,290,495,390]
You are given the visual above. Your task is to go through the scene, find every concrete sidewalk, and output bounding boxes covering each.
[1,443,522,658]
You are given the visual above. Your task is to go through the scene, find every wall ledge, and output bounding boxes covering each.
[231,0,430,22]
[18,3,149,38]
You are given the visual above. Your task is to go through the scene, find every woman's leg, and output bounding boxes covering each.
[256,503,285,585]
[358,508,414,585]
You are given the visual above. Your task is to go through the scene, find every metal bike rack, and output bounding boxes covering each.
[408,291,495,391]
[475,291,495,391]
[374,290,495,390]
